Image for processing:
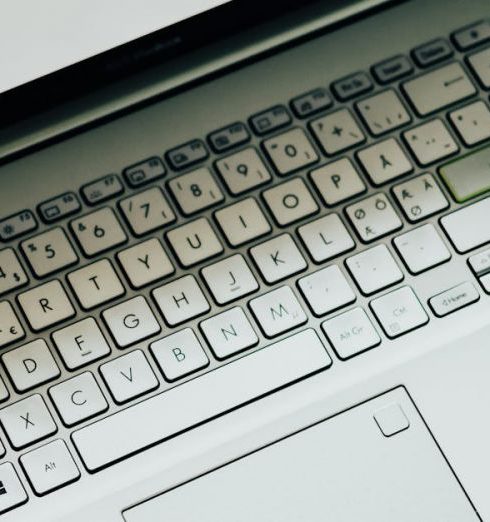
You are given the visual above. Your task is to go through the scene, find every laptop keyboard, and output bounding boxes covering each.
[1,18,490,511]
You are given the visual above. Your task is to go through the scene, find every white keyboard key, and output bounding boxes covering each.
[250,234,307,284]
[468,247,490,275]
[371,286,428,338]
[249,286,307,338]
[0,248,28,296]
[68,259,125,310]
[201,307,258,359]
[0,463,28,514]
[100,350,159,404]
[119,187,175,236]
[21,228,78,277]
[0,301,25,348]
[357,138,412,185]
[481,273,490,293]
[263,177,318,226]
[215,198,271,247]
[52,318,111,370]
[468,47,490,88]
[346,244,403,295]
[0,394,57,449]
[2,339,60,392]
[168,167,224,215]
[18,280,75,331]
[49,372,108,426]
[394,224,451,274]
[0,376,9,403]
[310,158,366,206]
[153,275,210,326]
[322,307,380,359]
[102,296,160,348]
[117,238,174,289]
[166,218,223,267]
[392,173,448,222]
[429,282,480,317]
[298,265,356,316]
[71,207,127,257]
[151,328,209,381]
[346,193,402,242]
[20,439,80,495]
[298,214,355,263]
[0,438,4,457]
[201,254,258,305]
[263,128,318,175]
[449,101,490,146]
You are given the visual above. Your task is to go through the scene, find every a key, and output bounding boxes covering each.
[150,328,209,381]
[262,177,318,226]
[453,21,490,50]
[298,213,355,263]
[49,372,108,426]
[0,210,37,241]
[208,122,250,153]
[2,339,60,392]
[20,439,80,495]
[71,207,127,257]
[370,286,428,338]
[310,158,366,206]
[117,238,174,289]
[52,318,111,370]
[81,174,124,205]
[200,307,258,359]
[468,48,490,89]
[123,157,166,188]
[392,173,448,222]
[168,167,224,215]
[298,265,356,316]
[429,282,480,317]
[100,350,159,404]
[67,259,125,310]
[152,275,210,326]
[119,187,175,236]
[394,224,451,274]
[0,463,28,514]
[372,55,413,84]
[0,301,25,348]
[0,248,28,296]
[332,72,372,100]
[346,244,404,295]
[38,192,81,223]
[290,88,332,118]
[17,280,75,331]
[201,254,259,305]
[21,228,78,277]
[262,128,318,175]
[411,39,453,68]
[0,394,57,449]
[102,296,160,348]
[215,198,271,247]
[250,234,307,284]
[250,105,292,136]
[449,101,490,146]
[166,140,209,170]
[166,218,223,267]
[346,193,402,242]
[310,109,366,156]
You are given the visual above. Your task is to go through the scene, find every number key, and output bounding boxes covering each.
[0,248,28,295]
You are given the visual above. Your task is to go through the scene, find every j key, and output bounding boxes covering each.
[250,105,292,136]
[166,139,209,170]
[0,301,25,348]
[38,192,81,223]
[372,55,413,84]
[81,174,124,205]
[0,248,28,296]
[449,101,490,146]
[208,122,250,153]
[0,210,37,241]
[452,21,490,50]
[0,463,28,514]
[412,39,453,68]
[123,157,166,188]
[468,48,490,89]
[332,71,372,101]
[290,88,332,118]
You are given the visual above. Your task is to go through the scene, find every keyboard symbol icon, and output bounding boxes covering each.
[0,480,6,495]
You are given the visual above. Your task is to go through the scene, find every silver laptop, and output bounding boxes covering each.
[1,0,490,520]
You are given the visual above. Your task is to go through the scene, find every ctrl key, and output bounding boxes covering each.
[0,462,28,514]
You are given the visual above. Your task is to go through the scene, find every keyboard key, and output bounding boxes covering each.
[18,280,75,332]
[201,307,258,359]
[452,21,490,50]
[20,439,80,495]
[71,207,127,257]
[372,55,413,84]
[402,63,476,116]
[394,224,451,274]
[262,128,318,175]
[250,234,307,284]
[480,273,490,293]
[100,350,159,404]
[215,198,271,247]
[346,244,403,295]
[346,193,402,242]
[331,71,372,100]
[392,173,449,222]
[0,301,25,348]
[249,286,307,338]
[68,259,125,310]
[412,39,453,68]
[49,372,108,426]
[429,282,480,317]
[322,307,380,359]
[81,174,123,205]
[152,275,210,326]
[250,105,291,136]
[0,394,57,449]
[123,157,166,188]
[0,463,28,514]
[52,318,111,370]
[298,213,355,263]
[449,101,490,146]
[166,139,208,170]
[370,286,428,338]
[290,88,332,118]
[468,48,490,89]
[298,265,356,316]
[0,210,37,242]
[0,377,9,403]
[102,296,160,348]
[119,187,175,236]
[2,339,60,393]
[208,122,250,152]
[468,247,490,275]
[38,192,81,223]
[150,328,209,381]
[0,248,28,296]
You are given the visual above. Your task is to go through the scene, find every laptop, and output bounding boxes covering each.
[1,0,490,519]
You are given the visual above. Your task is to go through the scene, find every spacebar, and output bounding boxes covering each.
[72,329,331,472]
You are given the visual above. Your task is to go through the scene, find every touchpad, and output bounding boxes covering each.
[124,387,479,521]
